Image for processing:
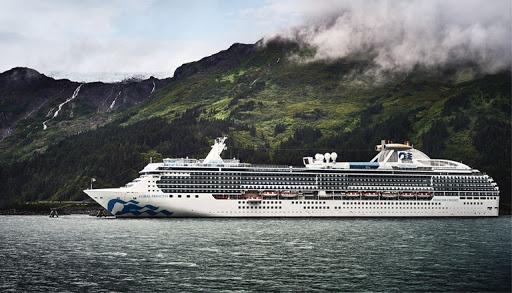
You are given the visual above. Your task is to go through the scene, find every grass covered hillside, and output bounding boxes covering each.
[1,39,510,213]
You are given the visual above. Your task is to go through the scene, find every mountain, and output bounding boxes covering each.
[0,39,510,213]
[0,67,171,159]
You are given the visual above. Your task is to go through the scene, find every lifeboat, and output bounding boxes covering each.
[416,192,433,199]
[363,192,380,198]
[399,192,416,199]
[381,192,398,199]
[344,192,361,198]
[261,190,279,198]
[247,197,262,203]
[280,191,298,198]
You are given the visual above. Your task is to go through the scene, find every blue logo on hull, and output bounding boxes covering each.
[107,199,173,217]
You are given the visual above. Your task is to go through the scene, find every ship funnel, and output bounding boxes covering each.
[324,153,331,162]
[331,152,337,162]
[204,136,227,164]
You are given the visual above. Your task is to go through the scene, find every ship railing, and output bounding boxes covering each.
[249,164,291,169]
[416,159,470,169]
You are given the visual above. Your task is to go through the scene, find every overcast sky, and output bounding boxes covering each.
[0,0,305,81]
[1,0,510,81]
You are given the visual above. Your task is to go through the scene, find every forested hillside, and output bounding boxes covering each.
[1,39,510,213]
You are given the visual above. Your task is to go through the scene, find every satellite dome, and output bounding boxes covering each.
[315,153,322,160]
[324,153,331,162]
[331,152,338,162]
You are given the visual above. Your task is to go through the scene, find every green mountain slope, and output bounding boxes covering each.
[1,40,510,213]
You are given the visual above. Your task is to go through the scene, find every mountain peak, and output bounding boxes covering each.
[0,67,50,84]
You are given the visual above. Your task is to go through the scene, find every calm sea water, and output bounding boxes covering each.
[0,216,510,292]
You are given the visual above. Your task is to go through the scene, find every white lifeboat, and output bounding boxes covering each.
[280,191,298,198]
[381,192,398,199]
[344,191,361,198]
[363,191,380,198]
[416,192,433,199]
[399,192,416,199]
[247,197,262,203]
[261,191,279,197]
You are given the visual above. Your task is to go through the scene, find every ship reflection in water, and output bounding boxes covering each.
[0,215,510,292]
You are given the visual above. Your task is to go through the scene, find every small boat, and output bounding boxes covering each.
[247,197,262,203]
[344,192,361,198]
[261,190,279,197]
[399,192,416,199]
[416,192,433,199]
[280,191,298,198]
[381,192,398,199]
[363,192,380,198]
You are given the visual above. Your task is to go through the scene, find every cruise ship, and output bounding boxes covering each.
[84,137,500,217]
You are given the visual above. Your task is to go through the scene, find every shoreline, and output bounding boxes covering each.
[0,201,104,216]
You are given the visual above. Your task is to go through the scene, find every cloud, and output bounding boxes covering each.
[1,0,509,81]
[0,0,245,81]
[264,0,512,73]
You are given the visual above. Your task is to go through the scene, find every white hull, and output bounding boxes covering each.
[84,189,499,218]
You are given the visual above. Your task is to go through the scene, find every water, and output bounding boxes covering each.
[0,216,510,292]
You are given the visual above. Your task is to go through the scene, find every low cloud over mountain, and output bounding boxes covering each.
[268,0,511,73]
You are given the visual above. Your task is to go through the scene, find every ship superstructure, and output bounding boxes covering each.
[84,137,500,217]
